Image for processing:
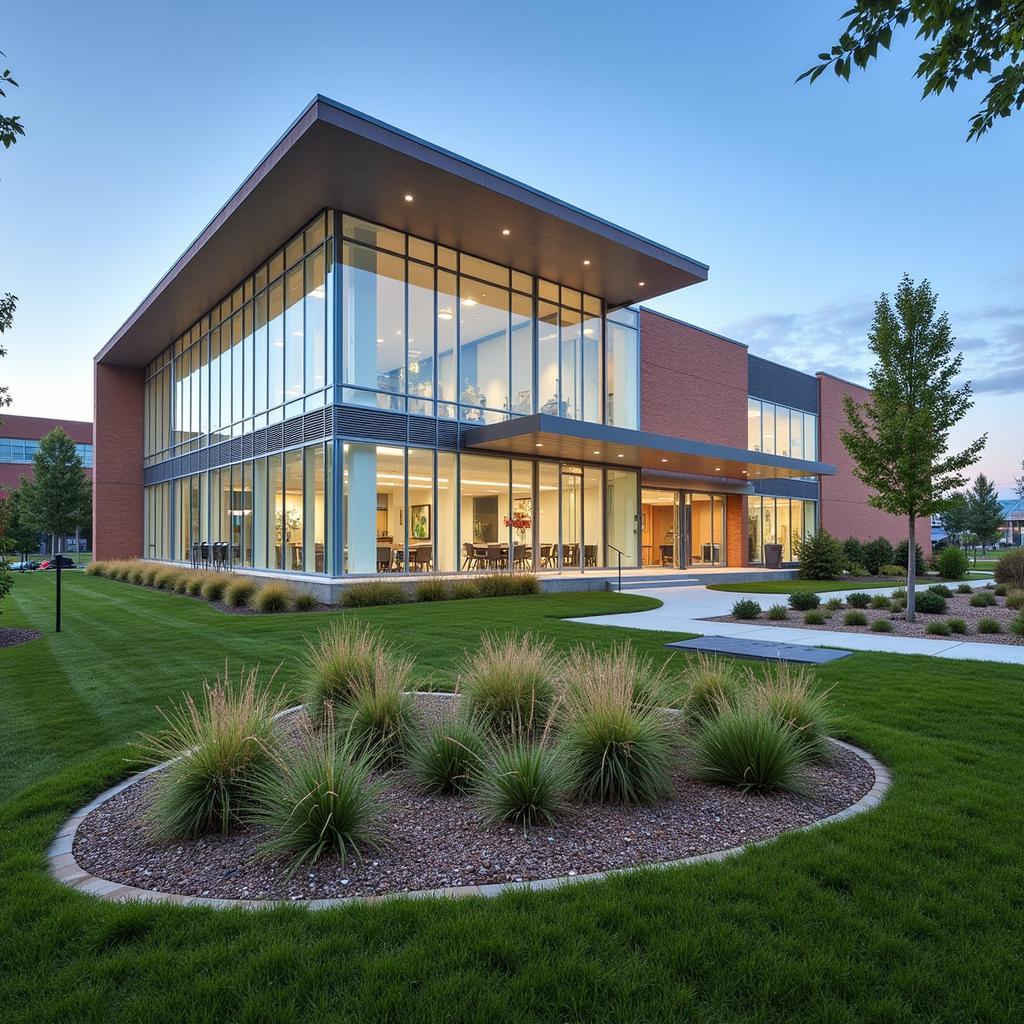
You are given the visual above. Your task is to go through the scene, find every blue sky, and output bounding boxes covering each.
[2,0,1021,493]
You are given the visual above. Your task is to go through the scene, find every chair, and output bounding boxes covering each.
[414,546,432,572]
[584,544,598,567]
[511,543,528,570]
[660,544,673,566]
[486,544,505,569]
[199,542,210,570]
[190,541,200,569]
[539,543,554,568]
[461,542,480,570]
[376,545,392,572]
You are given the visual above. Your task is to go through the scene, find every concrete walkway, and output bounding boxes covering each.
[571,578,1024,666]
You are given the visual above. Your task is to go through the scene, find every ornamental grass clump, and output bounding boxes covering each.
[340,580,406,608]
[84,561,106,576]
[869,594,892,609]
[137,666,284,839]
[477,740,565,829]
[302,621,394,723]
[748,663,834,763]
[253,581,295,613]
[563,642,676,711]
[1005,590,1024,611]
[970,590,996,608]
[825,597,845,611]
[844,610,868,626]
[293,589,318,611]
[680,653,742,723]
[128,564,147,585]
[185,573,210,596]
[766,603,788,620]
[804,610,827,625]
[457,632,557,738]
[414,577,449,602]
[406,715,487,795]
[871,617,894,632]
[689,703,810,795]
[927,621,952,637]
[993,549,1024,589]
[337,656,416,768]
[557,659,674,805]
[173,574,192,594]
[450,580,481,599]
[142,565,161,586]
[475,573,540,597]
[946,618,969,634]
[223,578,257,608]
[977,617,1002,634]
[249,710,383,875]
[153,568,182,591]
[957,582,974,594]
[993,583,1008,596]
[1010,610,1024,637]
[200,575,229,602]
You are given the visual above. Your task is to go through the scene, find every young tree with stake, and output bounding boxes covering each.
[841,275,985,622]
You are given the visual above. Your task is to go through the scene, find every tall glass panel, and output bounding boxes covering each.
[220,324,232,440]
[253,458,268,568]
[407,447,435,572]
[559,309,581,421]
[254,292,268,421]
[268,279,285,415]
[407,262,434,415]
[460,454,510,569]
[238,461,253,567]
[342,243,405,409]
[242,303,254,421]
[605,319,638,429]
[762,403,776,456]
[804,412,817,460]
[343,443,405,574]
[304,249,327,398]
[537,461,559,570]
[748,495,763,562]
[510,292,533,415]
[303,445,325,572]
[436,451,457,572]
[789,408,803,459]
[804,499,816,543]
[537,302,559,415]
[748,398,762,451]
[231,312,243,435]
[268,453,284,569]
[581,312,602,423]
[218,467,233,551]
[776,407,790,462]
[283,450,303,570]
[459,277,509,419]
[606,469,638,566]
[436,270,457,416]
[510,459,534,569]
[583,466,603,566]
[284,266,304,407]
[777,498,792,561]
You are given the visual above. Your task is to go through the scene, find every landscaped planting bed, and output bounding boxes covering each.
[714,584,1024,644]
[0,626,42,648]
[67,633,872,902]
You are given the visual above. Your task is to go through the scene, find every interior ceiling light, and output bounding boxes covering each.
[404,194,414,202]
[437,306,453,320]
[535,442,544,447]
[638,281,645,287]
[461,298,477,307]
[593,450,601,455]
[583,259,591,266]
[617,453,625,458]
[661,458,668,463]
[501,227,511,236]
[715,467,721,471]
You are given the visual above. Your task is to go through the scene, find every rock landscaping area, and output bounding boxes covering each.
[70,691,872,903]
[0,625,42,648]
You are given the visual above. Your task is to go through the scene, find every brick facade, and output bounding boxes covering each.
[93,364,145,561]
[816,372,931,555]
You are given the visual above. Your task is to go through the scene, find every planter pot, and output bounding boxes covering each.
[764,543,783,569]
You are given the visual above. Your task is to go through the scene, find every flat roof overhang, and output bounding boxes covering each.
[96,96,708,369]
[462,414,837,482]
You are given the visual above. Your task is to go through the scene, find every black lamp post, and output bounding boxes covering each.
[54,535,62,633]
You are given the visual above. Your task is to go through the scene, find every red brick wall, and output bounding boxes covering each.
[639,310,748,447]
[0,413,93,445]
[817,373,931,555]
[727,494,747,567]
[93,363,145,560]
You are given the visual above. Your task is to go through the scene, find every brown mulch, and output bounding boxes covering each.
[72,697,874,902]
[712,590,1023,645]
[0,627,43,649]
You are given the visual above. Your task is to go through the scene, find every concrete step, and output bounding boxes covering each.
[613,577,703,591]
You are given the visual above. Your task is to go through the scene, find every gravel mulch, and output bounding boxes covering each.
[712,591,1023,645]
[0,626,43,649]
[72,695,874,902]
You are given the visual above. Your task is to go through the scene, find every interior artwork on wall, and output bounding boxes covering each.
[410,504,431,541]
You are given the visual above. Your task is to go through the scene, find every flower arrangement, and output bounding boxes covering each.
[504,514,532,533]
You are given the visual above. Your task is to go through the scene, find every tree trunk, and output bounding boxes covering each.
[906,518,917,623]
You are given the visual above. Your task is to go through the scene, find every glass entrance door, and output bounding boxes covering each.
[560,465,583,568]
[685,492,727,566]
[641,489,679,567]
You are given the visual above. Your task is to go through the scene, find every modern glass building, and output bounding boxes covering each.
[95,97,921,579]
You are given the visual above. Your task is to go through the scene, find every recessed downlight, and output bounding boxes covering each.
[660,458,668,463]
[501,227,511,236]
[593,450,601,455]
[638,281,645,287]
[714,467,721,472]
[583,259,591,266]
[535,443,544,448]
[616,453,624,458]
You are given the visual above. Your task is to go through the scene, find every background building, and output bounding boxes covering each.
[92,97,920,576]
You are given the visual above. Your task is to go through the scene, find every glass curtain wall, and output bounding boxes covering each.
[686,493,726,566]
[748,496,817,562]
[747,398,818,460]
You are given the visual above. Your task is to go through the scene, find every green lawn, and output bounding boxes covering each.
[2,573,1024,1023]
[709,574,988,595]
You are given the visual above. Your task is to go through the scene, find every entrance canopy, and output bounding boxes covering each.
[462,414,835,482]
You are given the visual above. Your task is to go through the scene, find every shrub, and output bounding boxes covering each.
[458,633,556,737]
[1010,610,1024,637]
[153,568,182,590]
[862,537,895,575]
[993,549,1024,589]
[293,589,318,611]
[842,537,866,570]
[302,621,402,724]
[249,713,382,874]
[1006,589,1024,611]
[406,715,487,795]
[890,587,907,601]
[253,581,295,613]
[414,577,449,602]
[690,704,809,794]
[843,610,868,626]
[337,662,416,768]
[993,583,1008,596]
[450,580,481,600]
[846,562,869,577]
[946,618,968,634]
[795,529,845,580]
[128,564,147,585]
[915,590,947,614]
[563,642,676,711]
[138,666,284,838]
[680,654,743,722]
[341,580,406,608]
[895,540,926,571]
[477,741,564,829]
[84,561,106,576]
[957,582,974,594]
[475,573,540,597]
[142,565,161,586]
[788,591,821,611]
[846,592,871,609]
[879,564,907,577]
[173,574,192,594]
[928,584,953,598]
[869,594,891,609]
[558,678,674,804]
[977,617,1002,634]
[804,610,827,625]
[936,545,969,581]
[185,574,208,596]
[748,663,834,762]
[969,591,996,608]
[200,575,228,602]
[766,603,788,620]
[825,596,845,611]
[871,618,893,632]
[731,598,761,619]
[926,622,952,636]
[223,579,256,608]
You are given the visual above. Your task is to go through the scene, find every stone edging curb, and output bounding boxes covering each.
[47,734,891,910]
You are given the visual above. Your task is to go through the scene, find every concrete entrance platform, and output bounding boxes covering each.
[666,636,853,664]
